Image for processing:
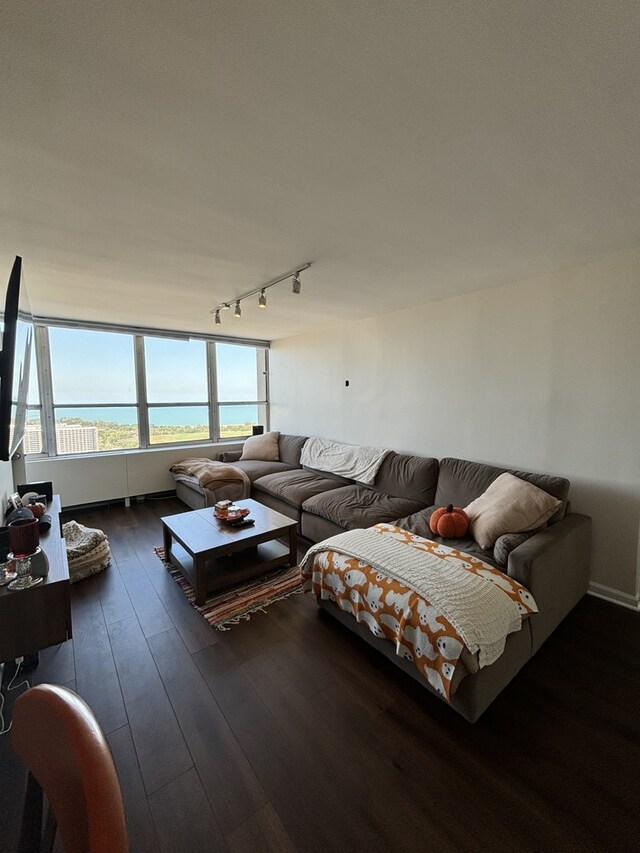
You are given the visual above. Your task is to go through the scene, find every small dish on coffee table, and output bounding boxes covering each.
[225,516,255,527]
[214,507,251,522]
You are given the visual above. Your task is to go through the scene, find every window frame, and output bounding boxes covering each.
[214,342,269,441]
[27,320,270,457]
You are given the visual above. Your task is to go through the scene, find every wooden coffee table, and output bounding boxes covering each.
[161,498,298,605]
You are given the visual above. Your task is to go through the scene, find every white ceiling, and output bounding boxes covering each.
[2,1,639,340]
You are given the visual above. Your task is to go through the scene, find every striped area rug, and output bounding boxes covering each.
[154,547,303,630]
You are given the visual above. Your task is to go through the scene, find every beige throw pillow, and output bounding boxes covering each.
[464,472,561,550]
[239,430,280,462]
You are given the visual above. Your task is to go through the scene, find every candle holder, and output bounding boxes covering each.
[8,516,40,557]
[7,548,43,591]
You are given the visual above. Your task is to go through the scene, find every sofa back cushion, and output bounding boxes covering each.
[302,465,355,485]
[279,434,308,467]
[367,452,439,505]
[435,458,570,524]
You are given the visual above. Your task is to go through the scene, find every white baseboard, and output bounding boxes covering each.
[588,582,640,611]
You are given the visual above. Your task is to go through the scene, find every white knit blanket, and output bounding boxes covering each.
[300,529,523,667]
[301,437,390,485]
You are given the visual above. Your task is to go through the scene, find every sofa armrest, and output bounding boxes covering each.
[218,450,242,463]
[508,513,592,652]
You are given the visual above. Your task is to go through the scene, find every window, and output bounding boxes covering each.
[29,323,268,456]
[144,337,209,445]
[48,328,138,454]
[216,343,267,438]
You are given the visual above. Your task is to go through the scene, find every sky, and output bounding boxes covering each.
[46,328,261,405]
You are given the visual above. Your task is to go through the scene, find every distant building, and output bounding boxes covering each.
[23,424,43,454]
[56,424,99,454]
[23,423,99,454]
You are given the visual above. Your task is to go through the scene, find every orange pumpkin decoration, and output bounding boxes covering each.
[429,504,469,538]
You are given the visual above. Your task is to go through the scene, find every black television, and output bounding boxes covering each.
[0,256,34,461]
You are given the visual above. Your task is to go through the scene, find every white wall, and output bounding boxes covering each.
[26,441,242,507]
[270,248,640,605]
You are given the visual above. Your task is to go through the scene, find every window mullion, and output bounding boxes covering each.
[135,335,149,448]
[35,325,56,455]
[217,399,267,406]
[263,348,270,432]
[208,341,220,442]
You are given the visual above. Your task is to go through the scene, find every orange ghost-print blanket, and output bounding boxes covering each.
[301,524,538,702]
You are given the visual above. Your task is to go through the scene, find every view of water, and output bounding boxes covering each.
[55,405,258,426]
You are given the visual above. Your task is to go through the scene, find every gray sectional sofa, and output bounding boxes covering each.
[255,446,439,543]
[172,433,592,721]
[176,434,440,542]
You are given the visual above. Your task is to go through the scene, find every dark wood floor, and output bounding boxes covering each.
[1,498,638,852]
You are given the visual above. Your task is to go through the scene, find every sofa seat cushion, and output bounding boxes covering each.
[393,508,500,569]
[233,460,297,482]
[303,485,426,531]
[252,469,349,510]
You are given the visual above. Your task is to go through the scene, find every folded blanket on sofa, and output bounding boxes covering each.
[300,437,390,485]
[301,525,538,700]
[170,458,250,498]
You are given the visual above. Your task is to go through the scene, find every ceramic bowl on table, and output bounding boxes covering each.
[214,504,250,522]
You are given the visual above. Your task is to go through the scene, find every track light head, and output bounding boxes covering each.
[258,289,267,309]
[292,272,301,294]
[221,303,231,311]
[214,310,221,326]
[234,300,242,318]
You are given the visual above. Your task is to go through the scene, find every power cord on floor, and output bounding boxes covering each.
[0,657,31,735]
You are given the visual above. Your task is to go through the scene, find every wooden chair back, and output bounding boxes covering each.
[11,683,129,853]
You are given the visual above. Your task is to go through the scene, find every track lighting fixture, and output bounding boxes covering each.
[209,262,311,325]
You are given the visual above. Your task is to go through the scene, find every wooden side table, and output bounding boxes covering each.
[0,496,72,662]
